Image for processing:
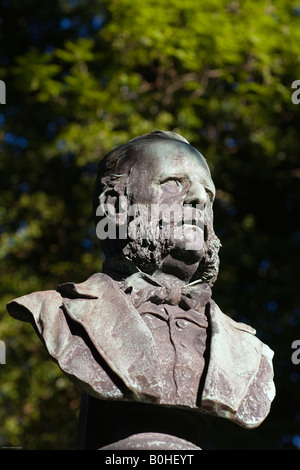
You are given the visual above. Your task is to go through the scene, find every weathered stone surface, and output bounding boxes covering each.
[7,130,275,449]
[99,432,201,450]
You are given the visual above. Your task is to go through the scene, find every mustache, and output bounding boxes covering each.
[125,203,205,241]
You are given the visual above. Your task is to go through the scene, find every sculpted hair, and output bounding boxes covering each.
[93,130,190,216]
[194,199,221,286]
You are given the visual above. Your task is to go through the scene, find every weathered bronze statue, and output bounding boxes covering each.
[7,130,275,450]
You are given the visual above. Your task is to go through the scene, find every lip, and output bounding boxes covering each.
[173,223,204,237]
[175,223,203,232]
[178,218,203,228]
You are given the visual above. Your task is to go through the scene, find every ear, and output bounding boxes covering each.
[96,186,128,227]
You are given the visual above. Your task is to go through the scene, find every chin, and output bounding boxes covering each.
[171,225,205,261]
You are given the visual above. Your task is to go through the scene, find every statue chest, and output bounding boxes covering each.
[136,301,208,408]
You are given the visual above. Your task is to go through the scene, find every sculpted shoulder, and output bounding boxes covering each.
[202,300,275,428]
[6,272,117,321]
[57,272,121,299]
[6,273,163,403]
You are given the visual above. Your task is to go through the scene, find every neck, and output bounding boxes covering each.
[101,253,140,280]
[157,253,201,284]
[102,251,201,286]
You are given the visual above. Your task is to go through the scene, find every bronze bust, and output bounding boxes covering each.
[7,130,275,450]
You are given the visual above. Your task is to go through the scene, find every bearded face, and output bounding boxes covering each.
[94,134,221,285]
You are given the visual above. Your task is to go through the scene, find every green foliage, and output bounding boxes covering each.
[0,0,299,449]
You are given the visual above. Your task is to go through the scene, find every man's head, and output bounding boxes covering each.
[93,130,221,285]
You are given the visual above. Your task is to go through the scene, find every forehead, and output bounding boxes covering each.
[132,139,215,194]
[139,139,210,172]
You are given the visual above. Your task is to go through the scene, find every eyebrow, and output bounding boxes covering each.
[157,171,215,192]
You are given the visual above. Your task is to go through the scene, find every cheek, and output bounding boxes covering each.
[128,167,155,203]
[159,187,185,206]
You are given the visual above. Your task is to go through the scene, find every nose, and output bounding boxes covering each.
[184,180,208,207]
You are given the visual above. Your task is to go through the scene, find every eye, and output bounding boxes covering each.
[160,177,183,189]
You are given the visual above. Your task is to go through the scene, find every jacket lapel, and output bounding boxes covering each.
[59,273,162,403]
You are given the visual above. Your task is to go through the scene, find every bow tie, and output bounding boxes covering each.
[121,271,212,312]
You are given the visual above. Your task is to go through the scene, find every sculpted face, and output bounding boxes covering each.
[125,140,215,262]
[95,133,220,284]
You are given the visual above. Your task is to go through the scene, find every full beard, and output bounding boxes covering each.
[122,217,175,273]
[121,200,220,285]
[121,203,204,275]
